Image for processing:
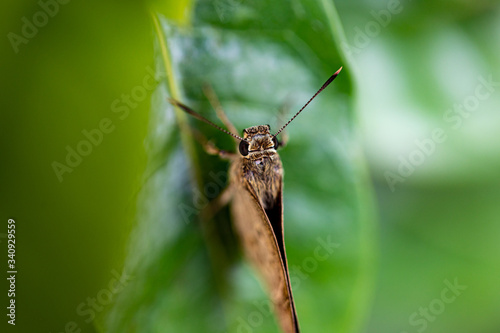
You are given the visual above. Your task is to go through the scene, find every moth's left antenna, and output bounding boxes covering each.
[274,67,342,137]
[169,99,245,141]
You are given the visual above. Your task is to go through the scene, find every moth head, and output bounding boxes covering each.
[239,125,279,157]
[168,67,342,158]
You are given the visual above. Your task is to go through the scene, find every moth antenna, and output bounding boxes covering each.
[169,98,245,141]
[274,66,343,137]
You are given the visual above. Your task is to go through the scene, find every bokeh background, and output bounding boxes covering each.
[1,0,499,332]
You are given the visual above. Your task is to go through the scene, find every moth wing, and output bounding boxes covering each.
[231,178,299,333]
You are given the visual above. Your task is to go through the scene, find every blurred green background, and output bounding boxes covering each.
[1,0,499,332]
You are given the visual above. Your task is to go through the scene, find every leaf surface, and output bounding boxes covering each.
[108,1,377,332]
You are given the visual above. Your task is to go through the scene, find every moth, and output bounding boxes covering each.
[169,67,342,333]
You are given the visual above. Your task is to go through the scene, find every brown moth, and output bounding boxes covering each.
[170,67,342,333]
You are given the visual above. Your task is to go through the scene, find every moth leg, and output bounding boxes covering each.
[276,100,291,148]
[201,185,234,221]
[190,126,237,160]
[203,84,240,142]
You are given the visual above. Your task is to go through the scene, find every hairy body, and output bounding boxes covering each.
[230,125,283,209]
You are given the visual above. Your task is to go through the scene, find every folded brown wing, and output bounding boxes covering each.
[231,178,299,333]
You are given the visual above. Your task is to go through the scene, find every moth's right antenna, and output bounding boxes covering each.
[274,67,342,137]
[169,98,245,142]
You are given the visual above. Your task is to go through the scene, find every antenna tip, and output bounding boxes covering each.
[321,67,343,90]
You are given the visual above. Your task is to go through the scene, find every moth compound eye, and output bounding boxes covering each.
[239,140,249,156]
[272,136,279,149]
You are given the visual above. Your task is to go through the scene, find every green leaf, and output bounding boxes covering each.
[108,1,377,332]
